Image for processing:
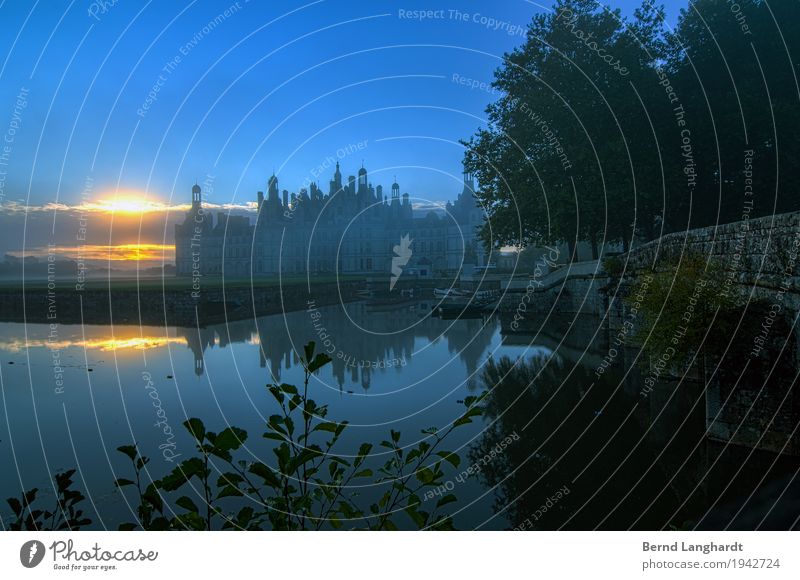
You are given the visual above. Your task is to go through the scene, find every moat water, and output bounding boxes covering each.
[0,300,798,529]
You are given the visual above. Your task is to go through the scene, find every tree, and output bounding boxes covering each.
[464,0,800,255]
[464,1,669,257]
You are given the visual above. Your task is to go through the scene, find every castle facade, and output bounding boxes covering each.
[175,162,486,278]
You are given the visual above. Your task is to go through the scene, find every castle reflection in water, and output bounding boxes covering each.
[179,301,498,391]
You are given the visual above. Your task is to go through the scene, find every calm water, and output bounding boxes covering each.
[0,301,798,530]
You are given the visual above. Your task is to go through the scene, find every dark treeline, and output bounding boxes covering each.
[464,0,799,258]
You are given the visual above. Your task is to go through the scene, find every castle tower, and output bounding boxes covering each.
[268,174,279,202]
[358,163,367,189]
[460,167,476,199]
[402,193,414,220]
[334,161,342,191]
[192,183,202,211]
[402,192,412,219]
[357,164,368,200]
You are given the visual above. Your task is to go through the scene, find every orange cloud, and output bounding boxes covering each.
[0,335,186,352]
[10,244,175,262]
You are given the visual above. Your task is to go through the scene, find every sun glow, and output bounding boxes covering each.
[81,195,172,214]
[0,336,186,352]
[11,244,174,262]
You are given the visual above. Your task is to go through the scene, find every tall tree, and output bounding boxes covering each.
[464,1,669,257]
[464,0,800,255]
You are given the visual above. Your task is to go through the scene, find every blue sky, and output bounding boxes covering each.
[0,0,685,261]
[0,1,685,206]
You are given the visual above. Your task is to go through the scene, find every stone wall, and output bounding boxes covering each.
[498,211,800,455]
[500,210,800,318]
[621,210,800,309]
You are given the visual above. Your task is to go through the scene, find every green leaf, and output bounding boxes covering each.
[215,426,247,451]
[268,415,287,436]
[353,469,373,478]
[217,485,243,499]
[288,446,323,473]
[288,395,302,412]
[308,353,332,373]
[216,472,244,488]
[159,457,205,491]
[436,451,460,468]
[236,506,254,526]
[183,418,206,442]
[304,342,316,362]
[284,416,295,436]
[277,383,298,395]
[415,467,436,485]
[114,478,135,488]
[6,497,21,516]
[405,506,427,528]
[382,519,399,531]
[142,484,164,513]
[175,496,199,513]
[249,462,281,488]
[116,445,138,462]
[263,432,289,442]
[436,494,458,509]
[273,443,291,473]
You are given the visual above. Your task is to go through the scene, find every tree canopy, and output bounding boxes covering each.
[463,0,799,258]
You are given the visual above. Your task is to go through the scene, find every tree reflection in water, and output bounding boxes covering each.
[474,320,800,530]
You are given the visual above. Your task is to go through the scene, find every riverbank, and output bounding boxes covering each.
[0,277,367,327]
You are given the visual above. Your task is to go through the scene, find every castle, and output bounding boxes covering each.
[175,162,486,278]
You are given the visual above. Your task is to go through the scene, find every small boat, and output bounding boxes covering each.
[433,288,468,298]
[434,298,498,320]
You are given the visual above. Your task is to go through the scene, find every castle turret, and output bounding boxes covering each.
[461,169,476,199]
[334,161,342,190]
[268,174,279,202]
[192,183,202,211]
[357,164,369,200]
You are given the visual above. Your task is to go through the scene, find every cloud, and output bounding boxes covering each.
[0,199,256,268]
[7,243,174,262]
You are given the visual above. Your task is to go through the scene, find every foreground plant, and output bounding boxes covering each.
[5,470,90,530]
[114,341,485,530]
